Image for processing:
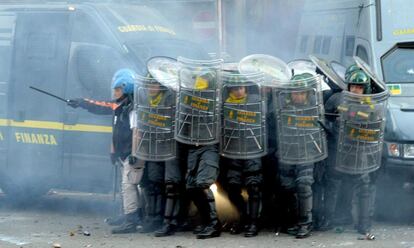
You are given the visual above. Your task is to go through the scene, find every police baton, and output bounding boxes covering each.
[112,158,124,202]
[29,86,70,103]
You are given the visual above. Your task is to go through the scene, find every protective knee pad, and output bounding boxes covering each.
[247,184,261,200]
[357,183,371,199]
[165,184,180,198]
[297,183,313,199]
[153,183,165,195]
[164,183,180,224]
[201,188,215,201]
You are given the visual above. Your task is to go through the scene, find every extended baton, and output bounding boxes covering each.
[29,86,69,103]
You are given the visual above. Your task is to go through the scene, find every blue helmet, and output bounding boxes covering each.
[111,68,136,95]
[112,68,136,81]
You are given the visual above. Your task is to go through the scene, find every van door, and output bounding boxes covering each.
[62,10,128,193]
[5,11,71,195]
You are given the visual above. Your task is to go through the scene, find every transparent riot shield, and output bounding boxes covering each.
[309,55,347,91]
[274,75,328,165]
[335,85,389,174]
[220,72,267,159]
[175,57,223,145]
[133,76,176,161]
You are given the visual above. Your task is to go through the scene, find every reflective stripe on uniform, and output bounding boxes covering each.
[84,98,119,111]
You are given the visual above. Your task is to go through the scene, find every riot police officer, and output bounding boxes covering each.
[275,73,328,238]
[68,69,143,234]
[175,58,222,239]
[220,72,266,237]
[322,68,387,235]
[131,74,184,236]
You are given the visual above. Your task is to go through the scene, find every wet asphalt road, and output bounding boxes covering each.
[0,190,413,248]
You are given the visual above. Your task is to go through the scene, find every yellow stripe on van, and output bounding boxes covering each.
[0,119,112,133]
[10,119,63,130]
[0,119,7,126]
[63,124,112,133]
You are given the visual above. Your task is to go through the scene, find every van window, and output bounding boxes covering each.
[26,33,57,59]
[382,46,414,83]
[345,36,355,56]
[322,37,331,54]
[74,44,128,98]
[0,14,15,116]
[356,45,369,64]
[299,36,309,53]
[72,12,112,46]
[313,36,323,54]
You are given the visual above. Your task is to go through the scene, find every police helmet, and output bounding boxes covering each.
[111,69,136,95]
[344,64,361,81]
[347,70,372,94]
[291,72,314,86]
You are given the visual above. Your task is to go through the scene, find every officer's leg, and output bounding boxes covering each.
[320,168,342,231]
[278,166,298,233]
[244,158,263,238]
[225,159,245,235]
[295,164,314,239]
[141,162,165,233]
[155,158,183,237]
[312,160,325,230]
[112,163,142,234]
[336,178,354,225]
[355,173,374,234]
[260,153,278,230]
[193,146,221,239]
[185,147,206,234]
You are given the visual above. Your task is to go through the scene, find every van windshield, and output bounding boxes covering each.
[382,47,414,83]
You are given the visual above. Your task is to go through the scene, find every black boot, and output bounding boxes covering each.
[227,184,246,235]
[188,188,207,234]
[356,183,372,235]
[192,225,205,234]
[111,212,139,234]
[286,226,299,235]
[141,186,164,233]
[296,224,312,239]
[296,183,313,239]
[155,184,180,237]
[195,189,221,239]
[245,184,260,238]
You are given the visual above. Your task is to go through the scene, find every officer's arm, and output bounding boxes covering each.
[79,99,117,115]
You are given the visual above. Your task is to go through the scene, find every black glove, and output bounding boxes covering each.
[67,98,82,108]
[110,153,117,165]
[128,155,138,165]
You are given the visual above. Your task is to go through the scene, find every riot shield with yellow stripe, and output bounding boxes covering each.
[220,71,267,159]
[175,57,223,145]
[133,75,176,161]
[274,74,328,165]
[335,89,388,174]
